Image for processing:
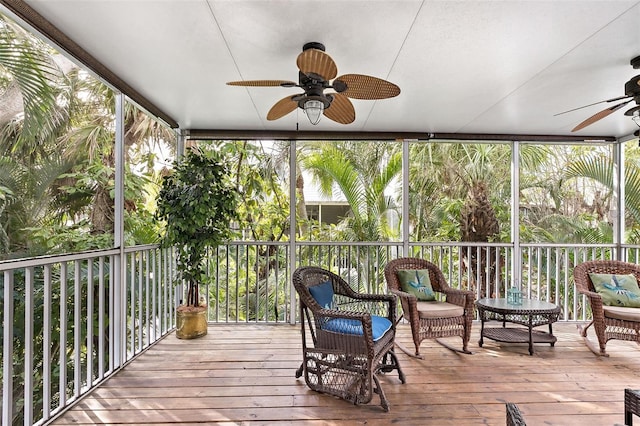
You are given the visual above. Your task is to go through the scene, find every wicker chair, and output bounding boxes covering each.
[293,266,405,411]
[384,257,475,357]
[573,260,640,356]
[506,403,527,426]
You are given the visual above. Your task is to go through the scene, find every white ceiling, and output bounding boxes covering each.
[11,0,640,138]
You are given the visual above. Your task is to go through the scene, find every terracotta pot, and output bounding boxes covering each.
[175,305,208,339]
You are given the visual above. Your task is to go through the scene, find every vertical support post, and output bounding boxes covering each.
[511,140,521,289]
[114,93,125,366]
[177,129,185,157]
[175,129,184,308]
[613,140,624,259]
[289,139,297,325]
[402,139,410,257]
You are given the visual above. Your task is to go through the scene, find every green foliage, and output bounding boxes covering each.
[155,148,239,306]
[0,14,62,145]
[301,141,401,242]
[409,142,513,242]
[224,140,290,242]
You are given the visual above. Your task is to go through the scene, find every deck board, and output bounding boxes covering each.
[51,322,640,425]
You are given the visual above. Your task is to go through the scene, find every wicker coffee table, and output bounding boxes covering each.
[476,298,561,355]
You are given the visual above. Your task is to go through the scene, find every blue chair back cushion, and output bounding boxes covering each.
[322,316,392,341]
[308,280,334,309]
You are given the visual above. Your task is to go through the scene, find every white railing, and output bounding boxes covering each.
[202,241,628,325]
[1,245,176,426]
[3,241,639,425]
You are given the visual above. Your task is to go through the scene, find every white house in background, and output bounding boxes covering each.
[301,171,350,225]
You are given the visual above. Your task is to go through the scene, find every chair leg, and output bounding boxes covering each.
[576,323,609,357]
[380,349,406,384]
[295,362,303,378]
[435,338,473,354]
[394,340,424,359]
[372,373,389,412]
[579,320,593,338]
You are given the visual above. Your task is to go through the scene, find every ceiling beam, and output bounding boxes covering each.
[187,129,616,143]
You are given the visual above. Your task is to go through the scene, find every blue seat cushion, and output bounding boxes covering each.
[309,280,334,309]
[322,316,392,341]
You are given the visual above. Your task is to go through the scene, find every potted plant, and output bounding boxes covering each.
[155,147,238,339]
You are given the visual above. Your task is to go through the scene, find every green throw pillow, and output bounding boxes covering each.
[396,269,436,301]
[590,273,640,307]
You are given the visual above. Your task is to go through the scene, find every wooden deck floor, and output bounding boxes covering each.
[51,322,640,425]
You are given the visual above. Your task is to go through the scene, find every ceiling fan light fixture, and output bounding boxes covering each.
[633,110,640,127]
[303,99,324,125]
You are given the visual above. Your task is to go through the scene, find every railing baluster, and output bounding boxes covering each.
[43,265,52,420]
[87,258,94,388]
[245,244,250,322]
[145,249,150,348]
[109,256,115,373]
[74,260,81,399]
[128,252,134,357]
[98,257,105,381]
[151,249,157,342]
[563,249,569,321]
[59,262,67,408]
[264,245,270,322]
[138,251,143,353]
[24,267,34,425]
[3,270,14,426]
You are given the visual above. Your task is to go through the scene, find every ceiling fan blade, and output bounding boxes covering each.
[266,96,298,121]
[571,99,632,132]
[335,74,400,100]
[296,49,337,80]
[227,80,296,87]
[555,94,633,116]
[324,93,355,124]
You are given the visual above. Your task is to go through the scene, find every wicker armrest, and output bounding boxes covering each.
[441,287,475,308]
[388,287,417,301]
[577,288,604,313]
[577,288,601,300]
[349,292,397,304]
[317,307,373,322]
[388,287,418,315]
[335,293,398,322]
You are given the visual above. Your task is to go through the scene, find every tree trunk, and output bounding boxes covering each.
[460,181,500,298]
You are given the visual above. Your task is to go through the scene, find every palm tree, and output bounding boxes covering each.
[0,14,63,150]
[564,144,640,243]
[299,140,401,291]
[409,142,548,297]
[300,140,401,242]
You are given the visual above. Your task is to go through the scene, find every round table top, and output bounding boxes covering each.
[475,297,560,314]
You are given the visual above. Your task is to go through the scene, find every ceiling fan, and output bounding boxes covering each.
[226,42,400,125]
[559,55,640,132]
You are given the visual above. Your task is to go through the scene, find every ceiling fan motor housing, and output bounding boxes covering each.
[302,42,325,52]
[624,75,640,97]
[297,71,333,109]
